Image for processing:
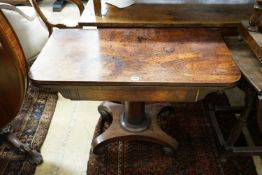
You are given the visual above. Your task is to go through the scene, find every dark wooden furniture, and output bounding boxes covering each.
[239,21,262,133]
[78,0,254,28]
[240,21,262,65]
[0,0,29,5]
[0,0,84,36]
[77,0,262,157]
[29,28,240,154]
[0,9,42,164]
[0,1,84,163]
[207,36,262,157]
[29,0,84,34]
[200,1,262,156]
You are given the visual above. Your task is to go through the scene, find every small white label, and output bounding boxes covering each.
[131,76,140,81]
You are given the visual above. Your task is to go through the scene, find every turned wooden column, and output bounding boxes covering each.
[121,102,149,132]
[125,102,145,124]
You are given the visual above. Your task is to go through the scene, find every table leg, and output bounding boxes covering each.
[257,95,262,133]
[93,0,101,16]
[0,126,43,165]
[92,101,178,154]
[226,87,256,146]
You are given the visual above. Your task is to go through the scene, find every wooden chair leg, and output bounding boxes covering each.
[257,95,262,133]
[0,126,43,165]
[226,88,256,146]
[211,85,262,159]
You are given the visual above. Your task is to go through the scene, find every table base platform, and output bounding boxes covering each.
[91,102,178,154]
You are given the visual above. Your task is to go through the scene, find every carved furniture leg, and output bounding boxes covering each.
[92,101,178,154]
[208,84,262,159]
[249,1,262,32]
[257,95,262,133]
[226,88,256,146]
[0,126,43,165]
[93,0,102,16]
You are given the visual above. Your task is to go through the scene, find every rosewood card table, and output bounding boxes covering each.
[29,28,240,154]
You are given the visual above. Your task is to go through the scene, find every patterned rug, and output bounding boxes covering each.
[87,99,258,175]
[0,85,57,175]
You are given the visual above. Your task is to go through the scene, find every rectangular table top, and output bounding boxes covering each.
[78,1,253,28]
[29,28,240,88]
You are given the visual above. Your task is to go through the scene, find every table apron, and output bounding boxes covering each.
[47,85,230,102]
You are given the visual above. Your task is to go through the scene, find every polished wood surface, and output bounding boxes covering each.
[79,0,253,27]
[0,11,28,128]
[224,36,262,132]
[30,28,240,96]
[239,20,262,63]
[227,31,262,93]
[0,11,43,163]
[92,102,178,154]
[30,28,241,154]
[229,22,262,133]
[0,0,29,5]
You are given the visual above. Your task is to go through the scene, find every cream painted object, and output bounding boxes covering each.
[35,94,100,175]
[2,6,49,62]
[105,0,135,8]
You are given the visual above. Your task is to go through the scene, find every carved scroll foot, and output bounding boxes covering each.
[98,101,113,123]
[0,126,43,165]
[92,102,178,155]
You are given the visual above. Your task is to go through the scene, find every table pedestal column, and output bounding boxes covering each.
[92,101,178,154]
[120,102,149,132]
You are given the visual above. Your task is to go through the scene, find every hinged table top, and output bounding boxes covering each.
[29,28,240,87]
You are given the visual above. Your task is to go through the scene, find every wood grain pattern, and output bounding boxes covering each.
[29,27,242,152]
[224,36,262,133]
[239,20,262,63]
[30,28,240,103]
[224,36,262,93]
[79,1,253,27]
[57,86,223,102]
[30,28,240,88]
[0,11,28,128]
[0,0,30,5]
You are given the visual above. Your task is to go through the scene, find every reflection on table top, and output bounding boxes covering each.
[29,28,240,87]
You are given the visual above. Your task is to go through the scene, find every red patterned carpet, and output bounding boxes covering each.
[0,85,57,174]
[87,101,258,175]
